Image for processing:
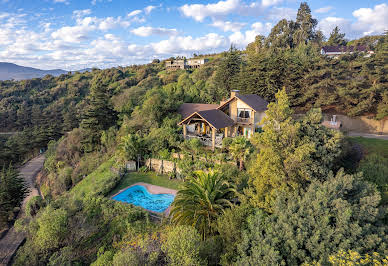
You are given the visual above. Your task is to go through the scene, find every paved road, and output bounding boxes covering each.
[0,155,45,266]
[347,132,388,140]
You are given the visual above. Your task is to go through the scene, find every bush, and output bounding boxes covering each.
[161,225,205,266]
[25,196,45,217]
[34,206,68,251]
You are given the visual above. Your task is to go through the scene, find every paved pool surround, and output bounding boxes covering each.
[111,182,177,216]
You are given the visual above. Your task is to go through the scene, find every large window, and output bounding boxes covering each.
[237,108,251,118]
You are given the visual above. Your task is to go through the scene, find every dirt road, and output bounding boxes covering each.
[0,155,45,266]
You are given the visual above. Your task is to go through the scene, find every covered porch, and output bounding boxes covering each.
[178,109,235,151]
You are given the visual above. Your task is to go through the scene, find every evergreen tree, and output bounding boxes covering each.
[80,84,117,152]
[214,45,242,99]
[327,26,347,46]
[293,2,318,45]
[0,164,28,226]
[248,89,342,211]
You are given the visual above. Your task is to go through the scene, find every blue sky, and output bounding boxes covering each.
[0,0,387,70]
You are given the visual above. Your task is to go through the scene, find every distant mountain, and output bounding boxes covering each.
[0,62,93,81]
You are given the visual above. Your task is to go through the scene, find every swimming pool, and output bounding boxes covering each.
[112,185,175,213]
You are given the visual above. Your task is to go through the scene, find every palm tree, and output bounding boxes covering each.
[229,136,251,171]
[170,170,236,239]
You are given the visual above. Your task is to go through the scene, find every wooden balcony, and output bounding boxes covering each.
[236,117,253,124]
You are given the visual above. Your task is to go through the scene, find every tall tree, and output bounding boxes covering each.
[293,2,318,45]
[214,45,242,99]
[0,165,28,227]
[248,89,342,211]
[80,84,117,152]
[327,26,347,46]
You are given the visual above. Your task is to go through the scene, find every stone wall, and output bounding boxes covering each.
[145,158,182,178]
[294,113,388,134]
[322,114,388,134]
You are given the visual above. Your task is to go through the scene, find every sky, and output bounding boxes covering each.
[0,0,387,70]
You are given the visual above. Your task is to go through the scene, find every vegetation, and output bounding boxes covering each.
[171,171,236,239]
[110,172,183,195]
[0,2,386,265]
[0,165,28,227]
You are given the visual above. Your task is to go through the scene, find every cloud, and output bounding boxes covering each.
[267,7,296,20]
[318,3,388,38]
[91,0,112,5]
[53,0,69,4]
[128,10,142,17]
[261,0,283,8]
[131,26,178,37]
[314,6,333,14]
[151,33,228,55]
[144,5,157,15]
[229,22,272,47]
[180,0,240,22]
[352,3,388,36]
[73,9,92,18]
[211,20,246,32]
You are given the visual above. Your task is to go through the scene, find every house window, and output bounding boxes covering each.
[237,108,251,118]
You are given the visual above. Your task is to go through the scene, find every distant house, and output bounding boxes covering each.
[321,46,374,57]
[165,58,209,70]
[178,90,268,150]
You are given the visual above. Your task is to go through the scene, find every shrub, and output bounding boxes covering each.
[161,225,205,266]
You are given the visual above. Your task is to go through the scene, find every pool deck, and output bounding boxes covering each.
[111,182,178,217]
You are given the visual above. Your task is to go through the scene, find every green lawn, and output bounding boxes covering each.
[347,137,388,158]
[109,171,183,195]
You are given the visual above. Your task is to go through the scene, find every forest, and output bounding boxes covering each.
[0,2,387,265]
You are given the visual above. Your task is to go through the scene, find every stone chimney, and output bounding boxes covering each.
[230,90,240,98]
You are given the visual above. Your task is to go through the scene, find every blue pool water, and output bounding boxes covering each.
[112,185,175,213]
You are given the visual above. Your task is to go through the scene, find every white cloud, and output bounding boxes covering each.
[98,16,130,31]
[352,3,388,36]
[128,10,142,17]
[318,3,388,39]
[229,21,272,47]
[314,6,333,14]
[144,5,157,15]
[180,0,240,22]
[267,7,296,20]
[318,17,353,38]
[151,33,228,55]
[261,0,283,8]
[73,9,92,18]
[91,0,112,5]
[53,0,69,3]
[131,26,178,37]
[211,20,246,32]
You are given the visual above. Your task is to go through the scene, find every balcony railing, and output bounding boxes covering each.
[182,133,223,148]
[237,117,253,124]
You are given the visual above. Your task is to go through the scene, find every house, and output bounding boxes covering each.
[165,58,208,70]
[321,45,374,57]
[178,90,268,150]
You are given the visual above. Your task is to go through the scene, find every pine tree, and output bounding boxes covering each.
[214,45,242,99]
[327,26,347,46]
[80,84,117,152]
[293,2,318,45]
[0,164,28,226]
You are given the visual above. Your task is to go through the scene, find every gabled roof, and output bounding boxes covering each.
[178,103,219,120]
[217,93,268,112]
[178,109,235,129]
[321,45,369,53]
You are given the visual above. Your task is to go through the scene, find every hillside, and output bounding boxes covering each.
[0,62,94,81]
[0,4,387,264]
